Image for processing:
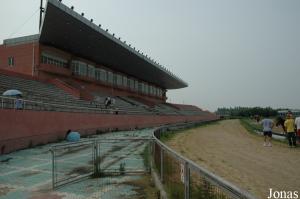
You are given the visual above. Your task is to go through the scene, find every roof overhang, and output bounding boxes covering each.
[39,0,188,89]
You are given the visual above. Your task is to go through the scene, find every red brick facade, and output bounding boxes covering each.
[0,42,166,102]
[0,42,218,155]
[0,42,39,76]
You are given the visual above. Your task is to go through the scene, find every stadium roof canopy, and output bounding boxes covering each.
[39,0,188,89]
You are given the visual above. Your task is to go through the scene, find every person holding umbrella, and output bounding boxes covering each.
[2,89,23,110]
[15,94,23,110]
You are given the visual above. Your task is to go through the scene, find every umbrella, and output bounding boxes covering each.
[66,132,81,142]
[2,89,22,96]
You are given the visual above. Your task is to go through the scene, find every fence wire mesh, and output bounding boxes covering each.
[153,123,257,199]
[162,149,185,199]
[51,141,94,188]
[190,169,230,199]
[51,138,152,190]
[50,125,257,199]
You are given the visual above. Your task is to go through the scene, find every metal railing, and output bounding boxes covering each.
[49,122,258,198]
[50,137,153,189]
[153,122,258,199]
[0,95,123,114]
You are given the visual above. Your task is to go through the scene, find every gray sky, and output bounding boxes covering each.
[0,0,299,111]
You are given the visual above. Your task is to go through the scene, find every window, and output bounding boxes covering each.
[87,65,95,78]
[72,62,80,75]
[149,86,153,96]
[122,76,127,87]
[107,72,113,84]
[159,88,162,97]
[95,69,101,81]
[144,84,149,95]
[134,80,139,91]
[8,57,14,66]
[71,60,87,76]
[100,69,107,82]
[128,78,134,90]
[139,82,147,94]
[79,62,87,76]
[41,53,67,68]
[113,74,117,85]
[116,74,122,86]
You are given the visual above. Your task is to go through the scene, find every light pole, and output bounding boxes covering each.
[39,0,45,30]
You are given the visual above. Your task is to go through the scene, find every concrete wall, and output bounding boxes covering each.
[0,109,218,154]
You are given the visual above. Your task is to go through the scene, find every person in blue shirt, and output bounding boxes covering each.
[15,96,23,110]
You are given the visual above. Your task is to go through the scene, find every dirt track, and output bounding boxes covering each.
[166,120,300,199]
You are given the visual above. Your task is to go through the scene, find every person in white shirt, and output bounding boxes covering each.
[260,118,274,147]
[295,116,300,144]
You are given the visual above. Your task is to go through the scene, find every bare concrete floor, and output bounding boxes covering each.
[0,129,156,199]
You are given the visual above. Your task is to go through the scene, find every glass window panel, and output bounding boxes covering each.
[88,65,95,78]
[79,62,87,76]
[138,82,142,93]
[95,69,101,80]
[107,72,113,84]
[130,79,134,90]
[123,76,127,87]
[144,84,149,95]
[134,80,139,91]
[113,74,117,85]
[100,69,107,82]
[116,74,122,86]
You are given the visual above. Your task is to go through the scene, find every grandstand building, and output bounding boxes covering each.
[0,0,218,154]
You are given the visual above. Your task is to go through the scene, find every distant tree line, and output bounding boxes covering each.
[216,107,278,117]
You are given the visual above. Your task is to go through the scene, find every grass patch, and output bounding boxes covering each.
[160,131,177,142]
[160,120,220,142]
[240,118,262,135]
[186,120,221,130]
[122,174,159,199]
[190,182,228,199]
[141,145,150,170]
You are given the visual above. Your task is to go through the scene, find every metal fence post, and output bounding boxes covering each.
[93,140,96,175]
[184,162,190,199]
[148,140,152,173]
[94,140,100,176]
[98,141,100,173]
[160,147,164,183]
[50,149,55,189]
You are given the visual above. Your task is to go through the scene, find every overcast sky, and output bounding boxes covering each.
[0,0,299,111]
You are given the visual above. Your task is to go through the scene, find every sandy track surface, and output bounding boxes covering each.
[166,120,300,199]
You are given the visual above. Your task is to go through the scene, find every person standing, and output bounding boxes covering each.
[15,96,23,110]
[284,113,297,148]
[295,116,300,144]
[260,118,274,147]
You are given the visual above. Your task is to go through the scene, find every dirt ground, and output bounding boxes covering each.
[166,119,300,199]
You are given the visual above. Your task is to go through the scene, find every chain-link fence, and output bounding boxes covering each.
[50,122,258,198]
[50,140,94,188]
[153,122,258,199]
[50,138,152,189]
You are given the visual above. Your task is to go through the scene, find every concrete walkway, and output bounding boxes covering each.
[0,129,153,199]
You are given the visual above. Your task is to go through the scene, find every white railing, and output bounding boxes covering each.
[0,95,121,114]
